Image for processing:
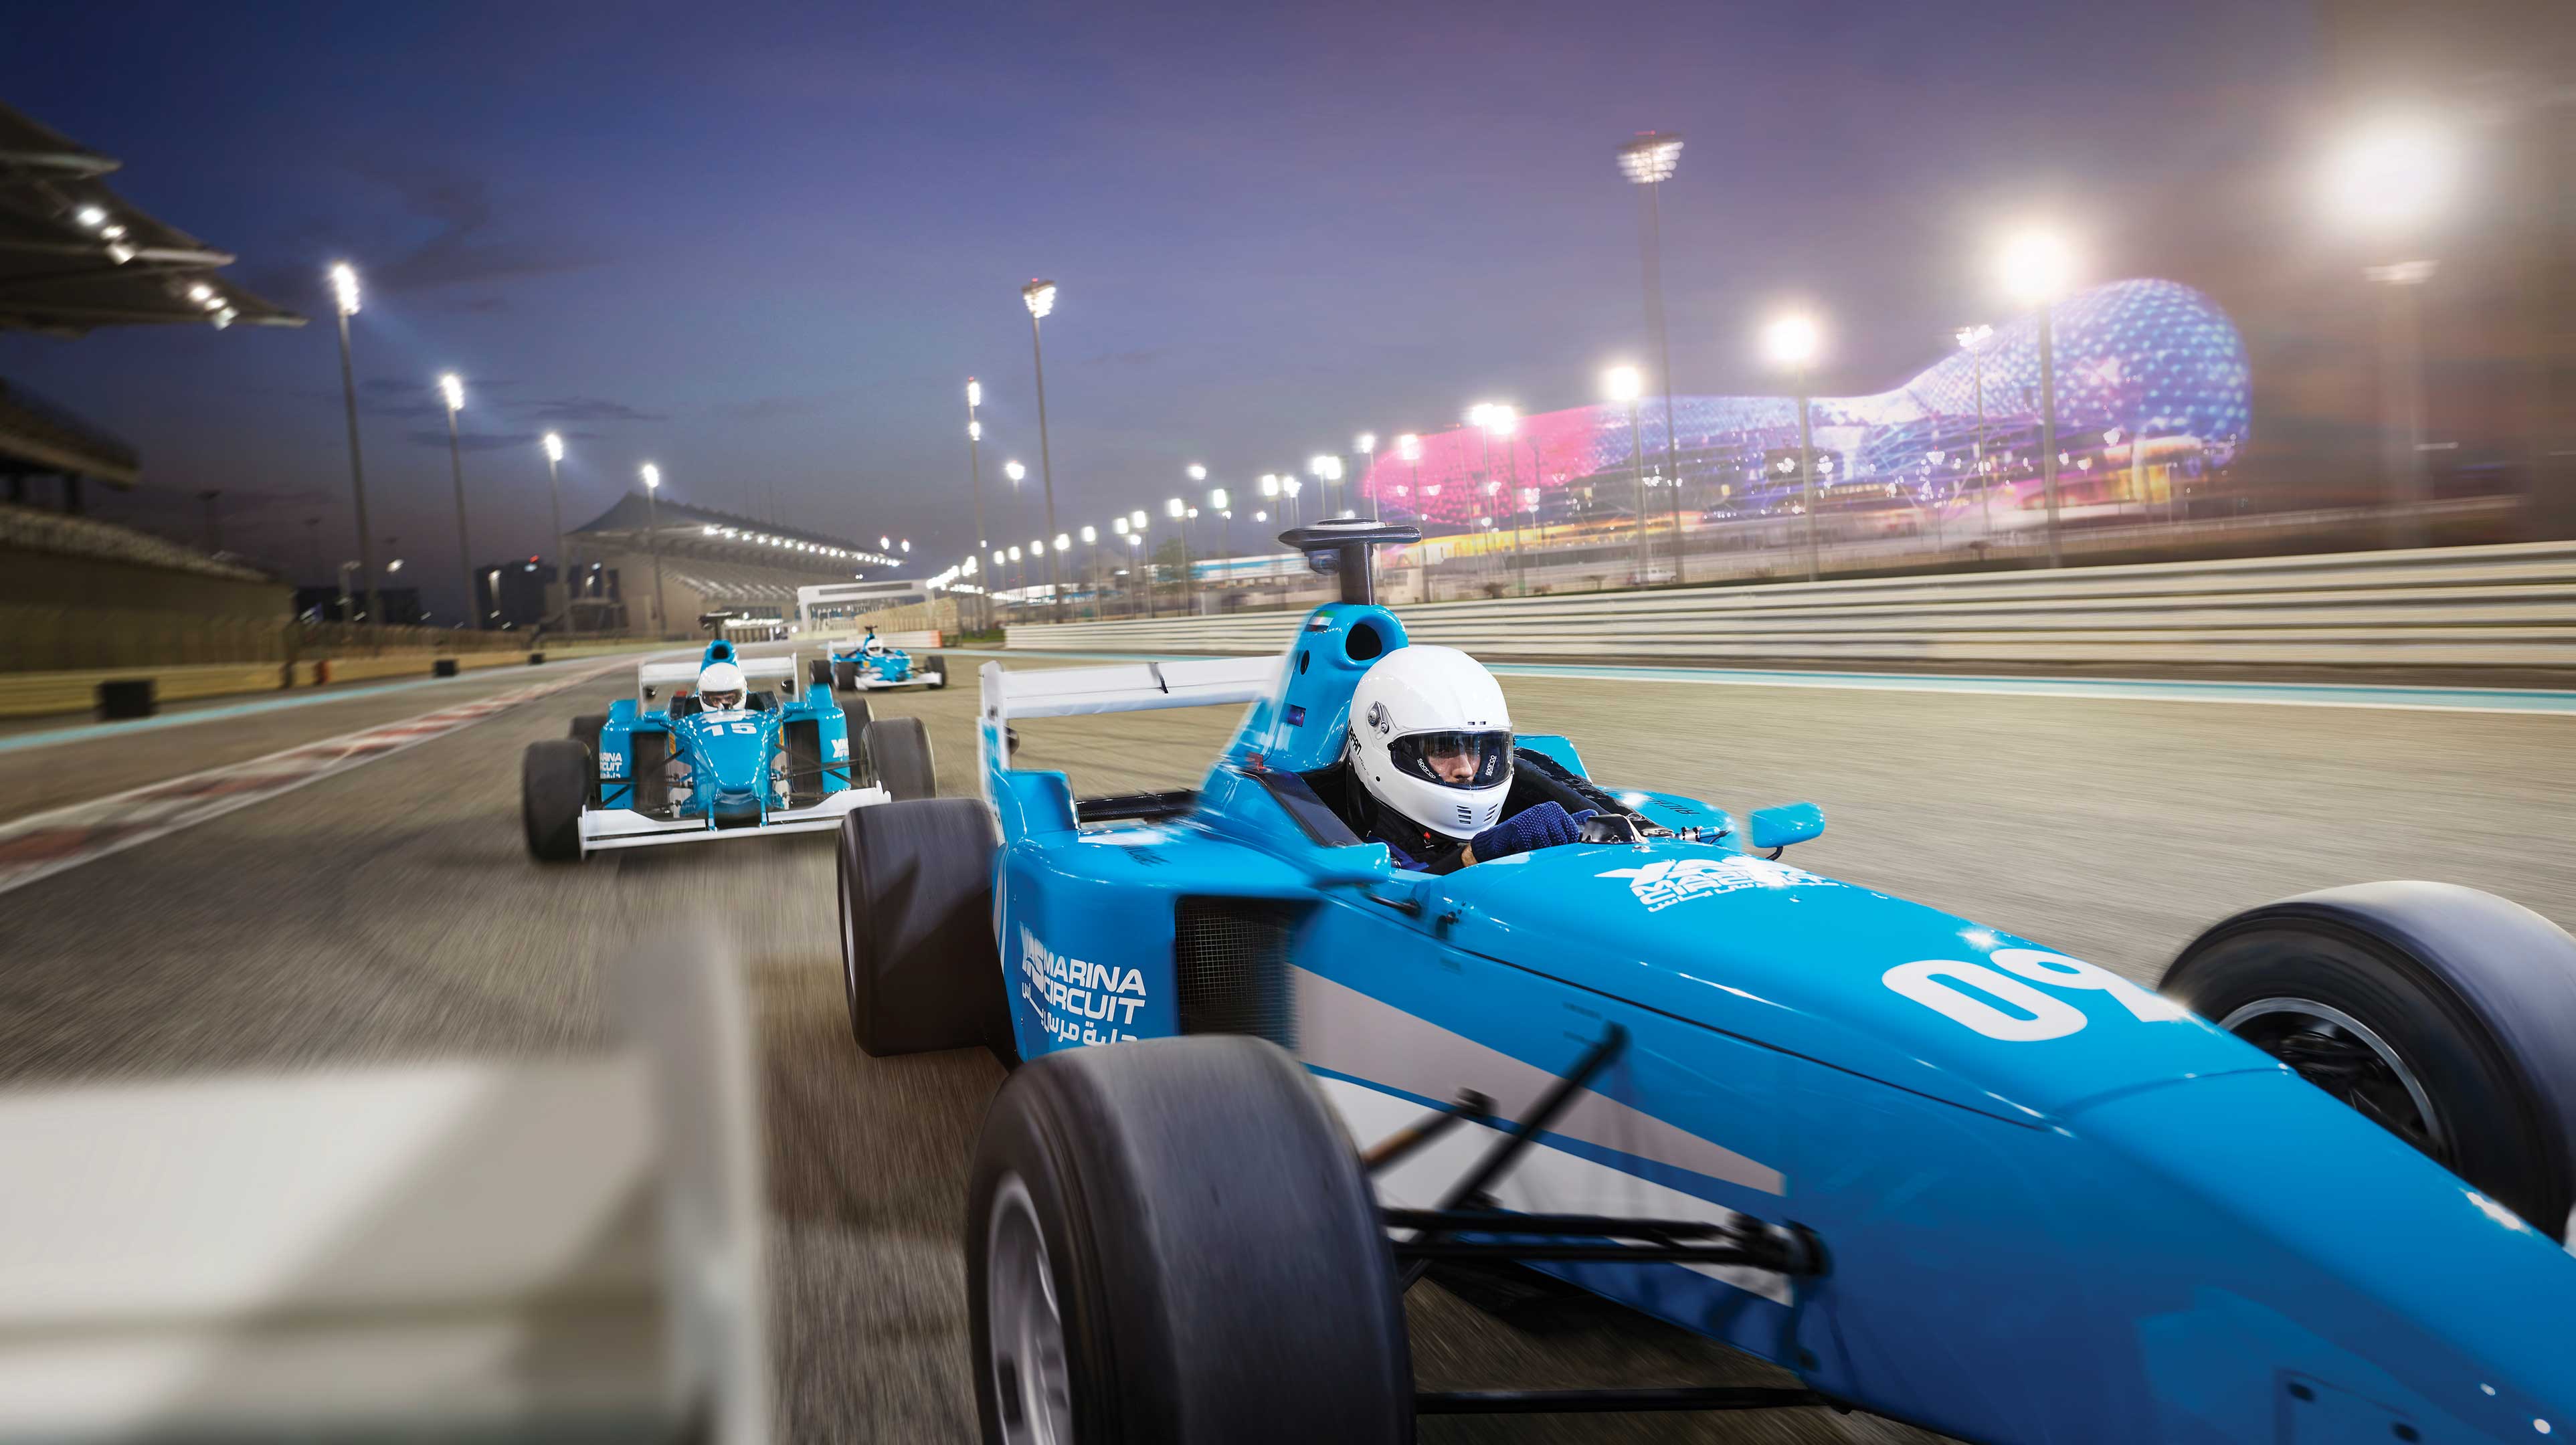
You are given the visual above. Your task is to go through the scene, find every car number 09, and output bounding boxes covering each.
[1883,949,2186,1042]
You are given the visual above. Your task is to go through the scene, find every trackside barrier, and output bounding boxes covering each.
[0,640,670,719]
[1001,541,2576,672]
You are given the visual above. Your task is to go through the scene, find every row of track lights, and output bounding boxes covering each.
[72,201,243,326]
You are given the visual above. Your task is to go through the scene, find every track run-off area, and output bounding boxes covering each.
[1,639,2568,1442]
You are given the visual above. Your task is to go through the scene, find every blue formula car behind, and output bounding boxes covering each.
[521,638,937,860]
[833,521,2576,1445]
[804,628,947,694]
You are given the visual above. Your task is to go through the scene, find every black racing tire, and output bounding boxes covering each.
[521,739,589,862]
[568,713,607,805]
[925,653,948,690]
[808,657,833,690]
[967,1037,1412,1445]
[841,694,873,731]
[2164,881,2576,1234]
[834,658,860,693]
[867,716,936,801]
[837,797,1001,1057]
[783,718,823,809]
[631,730,670,815]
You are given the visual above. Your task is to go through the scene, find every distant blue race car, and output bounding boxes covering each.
[805,630,947,693]
[521,638,935,860]
[832,521,2576,1445]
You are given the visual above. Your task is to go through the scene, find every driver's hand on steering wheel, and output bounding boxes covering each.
[1462,801,1594,866]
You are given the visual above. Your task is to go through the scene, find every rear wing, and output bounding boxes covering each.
[977,655,1281,810]
[640,655,802,696]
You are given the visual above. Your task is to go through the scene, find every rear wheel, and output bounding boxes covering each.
[807,658,833,690]
[867,716,936,801]
[925,653,948,689]
[521,739,589,862]
[2165,881,2576,1234]
[834,659,859,692]
[968,1037,1412,1444]
[836,797,1001,1057]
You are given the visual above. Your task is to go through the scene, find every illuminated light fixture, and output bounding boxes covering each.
[1004,460,1026,486]
[439,372,464,413]
[1602,365,1644,403]
[2322,112,2463,238]
[1395,434,1420,462]
[967,377,983,407]
[1187,463,1206,482]
[1129,509,1148,529]
[640,463,661,490]
[1021,278,1056,319]
[1355,431,1376,454]
[1617,132,1684,185]
[1008,545,1022,561]
[901,539,911,553]
[100,223,125,240]
[104,241,134,264]
[74,205,106,229]
[880,536,891,549]
[1053,533,1069,551]
[187,283,214,303]
[1999,227,2077,304]
[1081,525,1097,543]
[1762,312,1822,369]
[1166,497,1186,519]
[968,419,982,442]
[1259,474,1279,497]
[328,262,361,317]
[1209,488,1228,510]
[543,431,564,463]
[704,525,719,535]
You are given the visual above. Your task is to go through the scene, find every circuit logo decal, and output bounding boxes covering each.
[600,753,625,778]
[1019,927,1149,1048]
[829,736,848,760]
[1596,856,1829,912]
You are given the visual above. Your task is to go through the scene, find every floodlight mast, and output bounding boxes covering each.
[327,262,383,643]
[439,373,476,627]
[1618,131,1685,573]
[1022,279,1064,619]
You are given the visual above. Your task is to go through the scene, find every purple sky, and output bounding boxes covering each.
[1,1,2311,610]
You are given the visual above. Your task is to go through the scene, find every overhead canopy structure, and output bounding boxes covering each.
[569,494,905,633]
[0,100,301,336]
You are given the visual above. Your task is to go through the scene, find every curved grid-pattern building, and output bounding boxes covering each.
[1364,278,2249,528]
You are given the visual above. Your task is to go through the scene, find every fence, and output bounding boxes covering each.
[1002,541,2576,672]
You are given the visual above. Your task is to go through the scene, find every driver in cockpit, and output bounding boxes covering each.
[1306,644,1591,874]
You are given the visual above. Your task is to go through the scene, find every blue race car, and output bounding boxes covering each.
[834,520,2576,1445]
[521,638,935,860]
[805,628,948,694]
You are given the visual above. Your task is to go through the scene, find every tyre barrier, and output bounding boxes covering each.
[529,651,546,666]
[94,678,155,720]
[434,658,460,678]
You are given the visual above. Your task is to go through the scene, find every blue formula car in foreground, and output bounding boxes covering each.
[521,638,936,860]
[833,521,2576,1444]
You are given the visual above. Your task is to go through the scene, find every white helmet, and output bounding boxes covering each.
[697,660,747,710]
[1347,645,1513,840]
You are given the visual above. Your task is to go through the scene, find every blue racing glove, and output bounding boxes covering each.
[1468,802,1594,863]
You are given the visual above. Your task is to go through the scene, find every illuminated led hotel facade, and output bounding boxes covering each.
[1364,278,2251,531]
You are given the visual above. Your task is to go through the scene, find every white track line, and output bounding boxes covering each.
[0,664,622,898]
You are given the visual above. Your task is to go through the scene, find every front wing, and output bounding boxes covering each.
[577,785,889,855]
[845,667,943,691]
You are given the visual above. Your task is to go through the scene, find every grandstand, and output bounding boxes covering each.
[565,494,905,636]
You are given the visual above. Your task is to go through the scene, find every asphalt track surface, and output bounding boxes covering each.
[2,643,2569,1443]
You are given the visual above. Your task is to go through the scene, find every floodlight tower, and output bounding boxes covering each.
[1762,314,1823,583]
[1022,280,1064,619]
[327,262,383,642]
[439,373,476,626]
[1998,229,2077,565]
[1618,132,1685,525]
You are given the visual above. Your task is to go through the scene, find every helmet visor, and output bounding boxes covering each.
[1389,730,1513,790]
[701,688,743,710]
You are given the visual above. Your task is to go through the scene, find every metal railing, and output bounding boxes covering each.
[1004,541,2576,672]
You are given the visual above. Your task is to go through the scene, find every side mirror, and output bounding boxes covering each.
[1748,802,1825,856]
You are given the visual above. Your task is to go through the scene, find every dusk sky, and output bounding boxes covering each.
[3,1,2312,610]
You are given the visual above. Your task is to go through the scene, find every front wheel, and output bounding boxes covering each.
[521,739,589,862]
[836,797,1001,1057]
[866,716,936,801]
[807,658,833,690]
[2165,881,2576,1236]
[968,1037,1413,1444]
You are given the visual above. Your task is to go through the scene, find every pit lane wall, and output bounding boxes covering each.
[0,639,666,719]
[1000,541,2576,674]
